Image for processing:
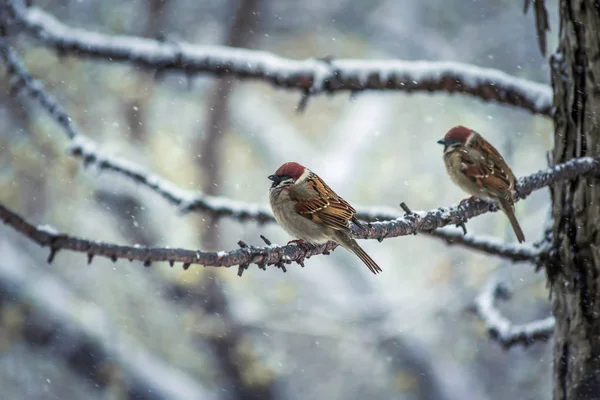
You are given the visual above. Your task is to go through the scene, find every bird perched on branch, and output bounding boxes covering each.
[438,126,526,243]
[268,162,382,274]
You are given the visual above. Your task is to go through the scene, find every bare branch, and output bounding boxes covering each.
[0,202,337,271]
[473,277,554,348]
[2,42,595,224]
[5,2,552,115]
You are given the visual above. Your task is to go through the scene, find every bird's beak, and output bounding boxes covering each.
[437,138,446,146]
[268,174,282,188]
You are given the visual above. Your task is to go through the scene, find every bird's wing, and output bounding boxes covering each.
[460,140,514,197]
[290,174,356,233]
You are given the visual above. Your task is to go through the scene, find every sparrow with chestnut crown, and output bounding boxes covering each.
[268,162,382,274]
[438,126,525,243]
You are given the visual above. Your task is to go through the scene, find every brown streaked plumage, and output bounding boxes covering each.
[268,162,382,274]
[438,126,526,243]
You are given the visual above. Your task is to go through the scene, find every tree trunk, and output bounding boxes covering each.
[550,1,600,399]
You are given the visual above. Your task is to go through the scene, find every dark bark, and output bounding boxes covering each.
[550,1,600,398]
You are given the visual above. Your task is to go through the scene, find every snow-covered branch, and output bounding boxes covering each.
[2,43,599,272]
[0,202,336,274]
[0,43,274,222]
[1,148,598,272]
[473,278,554,348]
[4,1,552,115]
[353,154,599,240]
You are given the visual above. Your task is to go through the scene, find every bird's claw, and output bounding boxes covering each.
[287,239,313,251]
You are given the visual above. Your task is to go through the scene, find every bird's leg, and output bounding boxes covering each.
[453,197,475,235]
[287,239,313,251]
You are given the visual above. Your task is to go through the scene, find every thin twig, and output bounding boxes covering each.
[473,277,554,348]
[3,1,552,116]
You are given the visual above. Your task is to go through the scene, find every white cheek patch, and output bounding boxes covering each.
[297,168,311,183]
[466,132,477,147]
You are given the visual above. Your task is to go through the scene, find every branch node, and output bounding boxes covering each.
[169,260,174,267]
[182,263,190,270]
[399,202,421,235]
[456,222,468,236]
[143,259,151,268]
[399,202,412,215]
[47,247,58,264]
[237,263,249,277]
[256,260,266,271]
[274,260,287,273]
[259,235,272,245]
[87,252,93,264]
[110,254,118,263]
[296,88,311,113]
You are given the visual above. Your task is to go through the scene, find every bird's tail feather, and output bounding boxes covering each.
[346,238,382,275]
[499,198,526,243]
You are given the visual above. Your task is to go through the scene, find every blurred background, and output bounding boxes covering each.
[0,0,557,399]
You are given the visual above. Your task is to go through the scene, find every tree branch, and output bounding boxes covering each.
[2,42,600,271]
[3,41,596,228]
[0,42,275,222]
[473,277,554,348]
[353,154,600,240]
[0,202,336,273]
[4,1,552,115]
[1,149,598,272]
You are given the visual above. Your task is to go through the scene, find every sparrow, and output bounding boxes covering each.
[268,162,382,274]
[437,126,526,243]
